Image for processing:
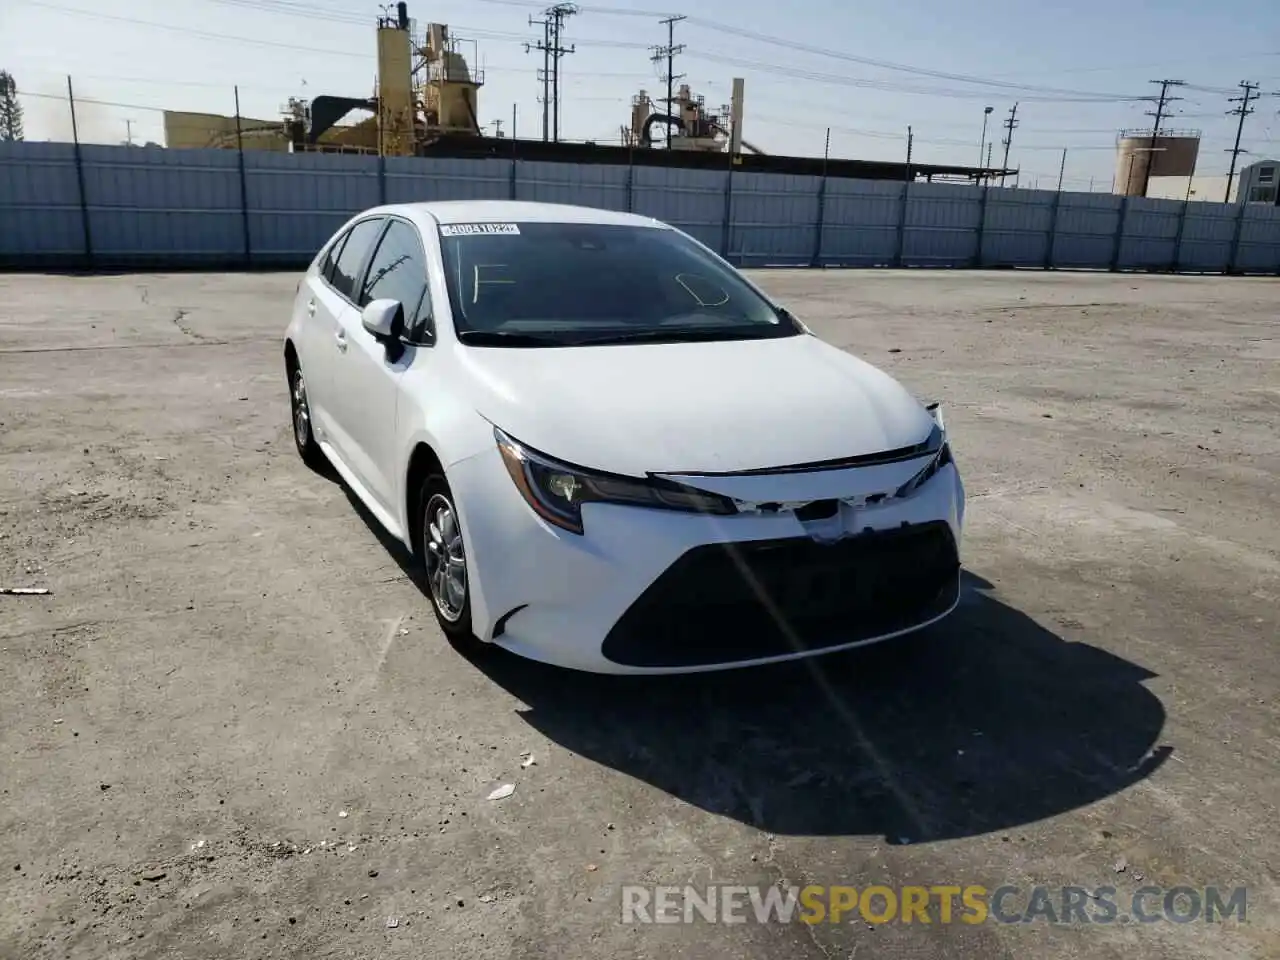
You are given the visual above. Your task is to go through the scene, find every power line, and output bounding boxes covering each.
[462,0,674,14]
[20,0,1270,170]
[983,50,1280,79]
[26,1,376,58]
[1225,81,1260,203]
[683,50,1140,103]
[679,16,1147,100]
[23,1,1146,107]
[650,14,685,147]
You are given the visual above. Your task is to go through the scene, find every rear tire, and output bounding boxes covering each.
[288,360,327,471]
[415,474,475,643]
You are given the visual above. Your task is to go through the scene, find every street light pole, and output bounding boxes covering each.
[978,105,993,174]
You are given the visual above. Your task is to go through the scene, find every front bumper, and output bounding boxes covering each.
[448,446,966,675]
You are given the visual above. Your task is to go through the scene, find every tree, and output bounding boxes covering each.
[0,70,24,142]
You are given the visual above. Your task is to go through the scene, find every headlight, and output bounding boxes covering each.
[895,403,952,499]
[494,428,737,534]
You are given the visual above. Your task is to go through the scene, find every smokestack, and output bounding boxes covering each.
[397,2,408,29]
[729,77,744,157]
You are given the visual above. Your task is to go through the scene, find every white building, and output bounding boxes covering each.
[1145,159,1278,204]
[1238,159,1278,204]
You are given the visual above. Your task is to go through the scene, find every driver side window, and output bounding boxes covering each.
[360,219,434,345]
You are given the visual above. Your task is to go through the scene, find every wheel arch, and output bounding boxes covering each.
[405,441,445,556]
[284,338,299,370]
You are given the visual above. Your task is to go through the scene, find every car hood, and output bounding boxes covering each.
[457,334,936,477]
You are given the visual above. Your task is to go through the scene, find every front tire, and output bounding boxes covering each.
[416,474,474,642]
[288,360,327,471]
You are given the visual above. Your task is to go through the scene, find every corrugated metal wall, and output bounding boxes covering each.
[3,141,1279,274]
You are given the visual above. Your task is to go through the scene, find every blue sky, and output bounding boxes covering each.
[2,0,1277,189]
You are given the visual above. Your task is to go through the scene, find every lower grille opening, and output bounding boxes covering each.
[794,499,839,521]
[602,521,960,668]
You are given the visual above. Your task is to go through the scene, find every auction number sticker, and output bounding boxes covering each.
[439,223,522,236]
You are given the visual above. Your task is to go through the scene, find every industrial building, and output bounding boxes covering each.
[158,2,1010,185]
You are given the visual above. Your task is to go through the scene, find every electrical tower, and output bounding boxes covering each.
[999,102,1019,186]
[1139,79,1185,197]
[524,15,551,141]
[1224,81,1259,203]
[650,14,686,147]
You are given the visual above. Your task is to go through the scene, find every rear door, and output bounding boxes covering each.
[295,227,351,441]
[305,217,385,457]
[329,217,433,516]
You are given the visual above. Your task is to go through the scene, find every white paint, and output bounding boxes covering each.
[284,200,967,674]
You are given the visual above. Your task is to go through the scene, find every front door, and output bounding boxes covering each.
[326,218,433,518]
[307,216,386,471]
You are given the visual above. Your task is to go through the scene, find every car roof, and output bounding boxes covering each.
[368,200,665,229]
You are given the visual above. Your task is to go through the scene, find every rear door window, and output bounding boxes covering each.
[318,231,348,285]
[329,218,385,301]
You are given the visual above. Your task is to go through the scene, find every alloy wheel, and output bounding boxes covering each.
[424,493,467,622]
[292,369,310,448]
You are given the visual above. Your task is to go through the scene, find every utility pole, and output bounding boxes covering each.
[905,125,913,181]
[1140,79,1184,197]
[1056,147,1067,192]
[999,102,1019,186]
[124,119,135,146]
[1225,81,1259,203]
[650,14,686,147]
[984,142,993,185]
[546,3,578,143]
[525,15,551,141]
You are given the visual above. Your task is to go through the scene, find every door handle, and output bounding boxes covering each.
[306,299,316,317]
[334,330,348,352]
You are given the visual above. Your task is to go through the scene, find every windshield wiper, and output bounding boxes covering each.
[456,330,567,347]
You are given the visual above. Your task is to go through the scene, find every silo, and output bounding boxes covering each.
[1114,129,1201,195]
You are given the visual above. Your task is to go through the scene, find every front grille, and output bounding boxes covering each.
[601,521,960,668]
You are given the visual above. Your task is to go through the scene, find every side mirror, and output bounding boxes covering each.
[361,299,404,341]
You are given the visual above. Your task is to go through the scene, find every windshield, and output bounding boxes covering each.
[437,221,799,346]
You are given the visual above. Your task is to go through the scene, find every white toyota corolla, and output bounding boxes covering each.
[284,200,965,674]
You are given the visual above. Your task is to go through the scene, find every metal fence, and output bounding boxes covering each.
[2,140,1279,274]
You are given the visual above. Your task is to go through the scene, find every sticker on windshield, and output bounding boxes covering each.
[439,223,521,237]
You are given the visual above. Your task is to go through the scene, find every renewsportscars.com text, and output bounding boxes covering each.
[621,884,1247,926]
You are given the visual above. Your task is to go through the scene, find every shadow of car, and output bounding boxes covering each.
[341,483,1169,843]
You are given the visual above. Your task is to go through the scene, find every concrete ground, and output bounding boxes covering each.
[0,269,1276,959]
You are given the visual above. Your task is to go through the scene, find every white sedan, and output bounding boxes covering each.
[284,200,965,674]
